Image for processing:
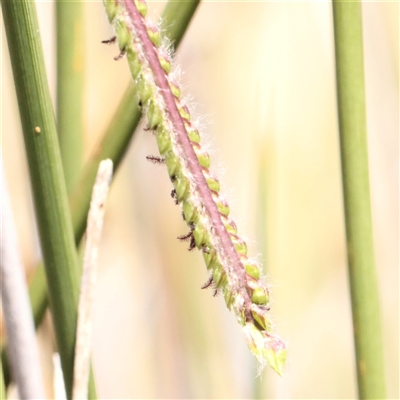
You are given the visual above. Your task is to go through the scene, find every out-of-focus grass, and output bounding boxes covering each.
[1,1,398,398]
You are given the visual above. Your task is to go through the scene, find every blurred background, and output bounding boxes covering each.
[1,0,398,398]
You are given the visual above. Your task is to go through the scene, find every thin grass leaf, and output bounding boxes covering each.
[1,1,96,397]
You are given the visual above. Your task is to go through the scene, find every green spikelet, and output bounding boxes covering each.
[101,0,286,375]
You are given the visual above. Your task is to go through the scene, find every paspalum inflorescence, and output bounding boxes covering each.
[102,0,286,375]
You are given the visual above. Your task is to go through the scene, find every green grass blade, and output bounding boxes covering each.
[70,83,141,242]
[1,1,96,398]
[332,1,386,398]
[56,0,85,192]
[161,0,200,49]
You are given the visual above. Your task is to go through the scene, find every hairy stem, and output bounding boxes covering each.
[124,0,252,317]
[103,0,286,374]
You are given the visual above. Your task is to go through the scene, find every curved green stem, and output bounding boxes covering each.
[332,1,386,398]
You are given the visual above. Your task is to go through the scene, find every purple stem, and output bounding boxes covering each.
[123,0,252,318]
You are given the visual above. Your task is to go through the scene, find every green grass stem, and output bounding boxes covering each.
[56,0,85,192]
[69,84,142,243]
[160,0,200,51]
[332,1,386,398]
[1,1,96,398]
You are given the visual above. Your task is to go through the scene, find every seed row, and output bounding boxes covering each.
[102,0,286,374]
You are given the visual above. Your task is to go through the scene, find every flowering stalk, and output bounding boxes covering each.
[102,0,286,374]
